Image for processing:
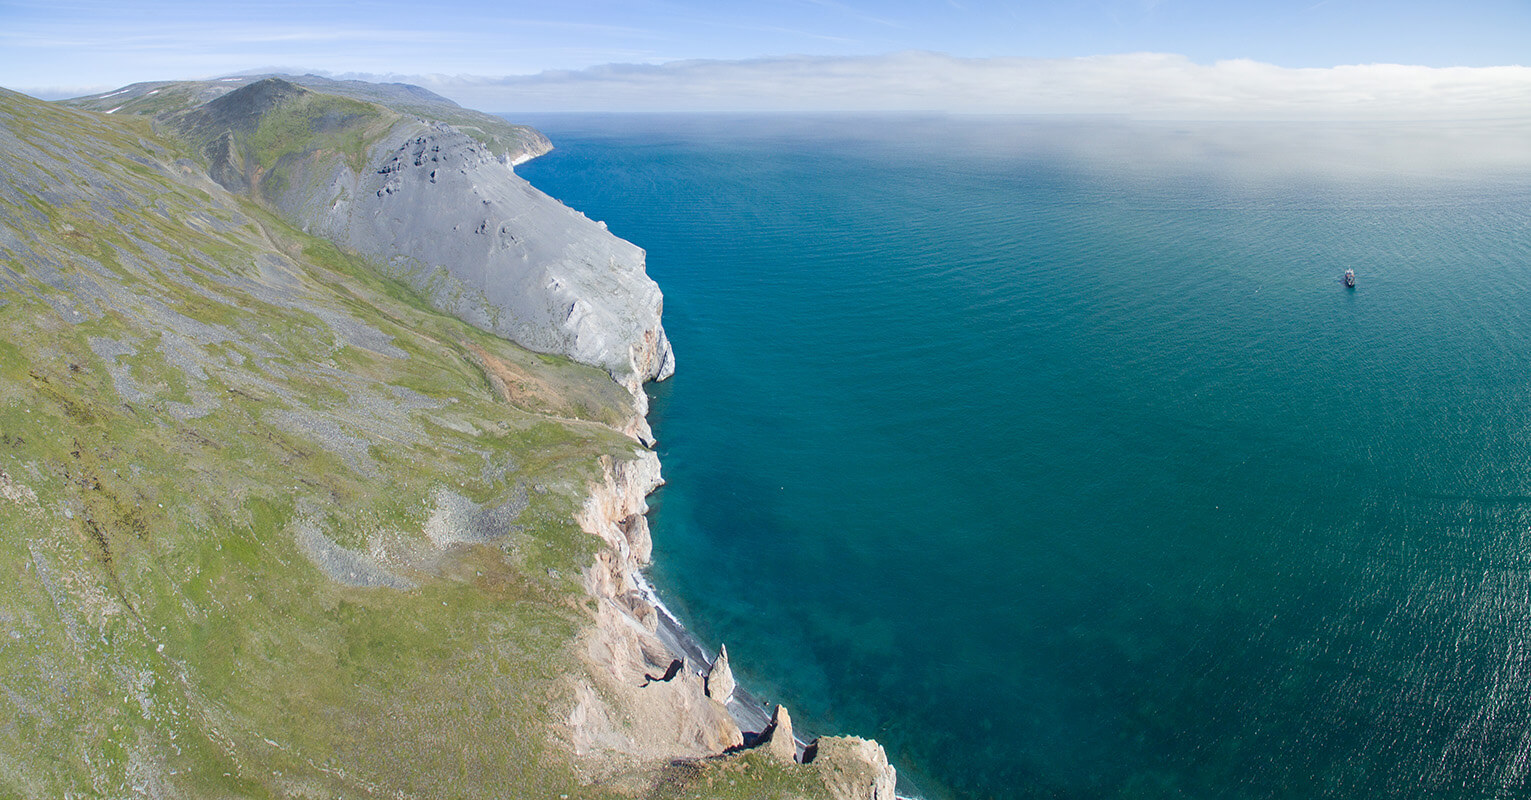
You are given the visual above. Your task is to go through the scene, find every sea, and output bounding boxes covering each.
[514,113,1531,799]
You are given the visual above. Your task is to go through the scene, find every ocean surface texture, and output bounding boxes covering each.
[516,114,1531,799]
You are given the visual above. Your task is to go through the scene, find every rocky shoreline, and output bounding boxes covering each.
[571,437,902,798]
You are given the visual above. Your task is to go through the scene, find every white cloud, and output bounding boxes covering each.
[412,52,1531,119]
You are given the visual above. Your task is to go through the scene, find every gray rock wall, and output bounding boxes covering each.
[275,119,673,398]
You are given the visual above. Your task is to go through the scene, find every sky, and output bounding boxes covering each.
[2,0,1529,116]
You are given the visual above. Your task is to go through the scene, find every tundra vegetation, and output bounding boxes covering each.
[0,82,864,798]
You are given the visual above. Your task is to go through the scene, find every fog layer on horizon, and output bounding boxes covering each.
[440,52,1531,119]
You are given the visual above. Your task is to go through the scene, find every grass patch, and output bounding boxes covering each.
[647,752,834,800]
[246,93,387,173]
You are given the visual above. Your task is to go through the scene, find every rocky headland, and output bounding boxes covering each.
[0,76,896,798]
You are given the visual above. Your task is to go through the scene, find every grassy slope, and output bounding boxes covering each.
[242,92,387,173]
[240,88,402,211]
[1,85,845,800]
[62,75,550,164]
[275,75,551,162]
[647,751,840,800]
[0,86,641,798]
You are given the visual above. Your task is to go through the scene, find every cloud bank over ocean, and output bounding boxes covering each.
[400,52,1531,119]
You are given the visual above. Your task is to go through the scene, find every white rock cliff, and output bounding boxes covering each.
[295,120,675,400]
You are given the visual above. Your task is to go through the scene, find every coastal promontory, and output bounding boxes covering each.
[0,78,892,798]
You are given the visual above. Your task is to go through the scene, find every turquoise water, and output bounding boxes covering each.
[516,115,1531,799]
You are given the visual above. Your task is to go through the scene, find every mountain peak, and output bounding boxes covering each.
[197,76,309,133]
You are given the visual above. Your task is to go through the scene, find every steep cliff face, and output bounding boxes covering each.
[569,452,745,774]
[569,452,902,800]
[297,119,675,399]
[111,77,673,407]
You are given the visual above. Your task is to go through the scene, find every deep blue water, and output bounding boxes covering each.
[515,114,1531,799]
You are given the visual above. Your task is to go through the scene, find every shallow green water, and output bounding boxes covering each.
[518,115,1531,799]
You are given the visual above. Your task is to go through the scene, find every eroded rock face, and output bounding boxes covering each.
[160,78,672,401]
[280,120,674,396]
[569,451,743,777]
[811,737,899,800]
[578,451,662,572]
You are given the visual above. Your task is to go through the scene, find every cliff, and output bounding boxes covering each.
[1,80,894,799]
[570,452,899,800]
[69,76,673,431]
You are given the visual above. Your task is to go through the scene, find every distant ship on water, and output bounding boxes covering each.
[1344,269,1356,288]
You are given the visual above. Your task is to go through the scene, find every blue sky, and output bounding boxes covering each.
[2,0,1529,113]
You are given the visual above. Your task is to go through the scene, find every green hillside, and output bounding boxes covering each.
[0,85,640,798]
[0,81,886,800]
